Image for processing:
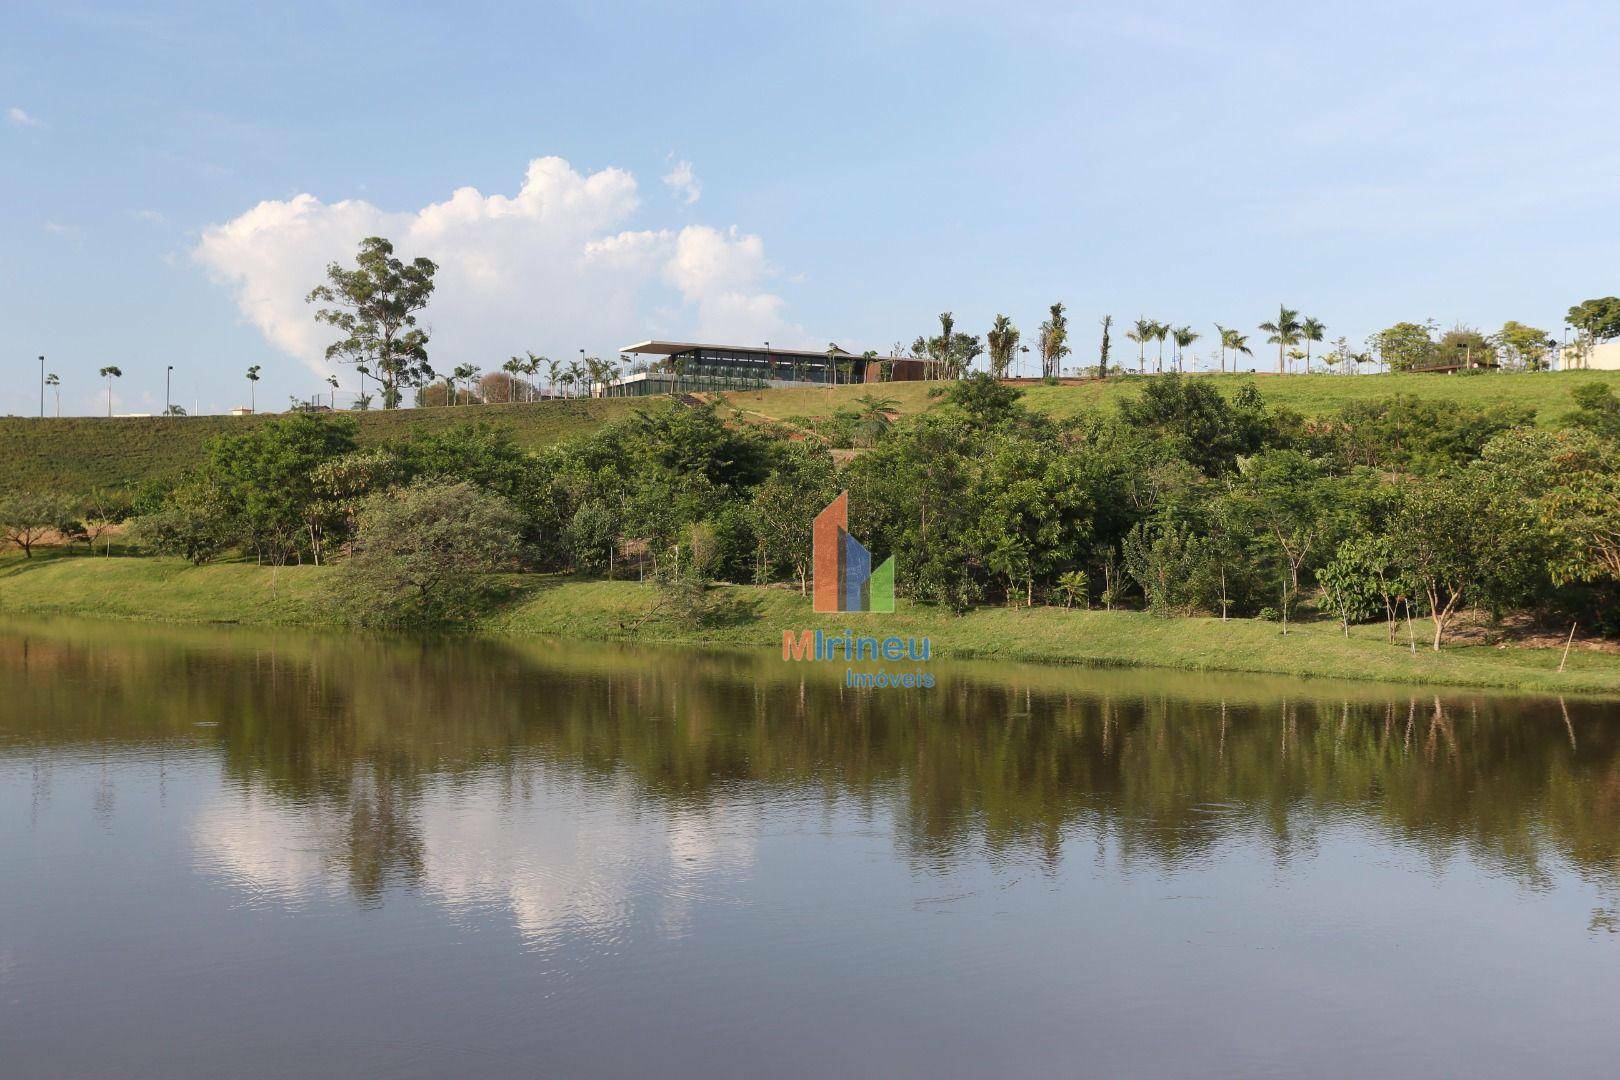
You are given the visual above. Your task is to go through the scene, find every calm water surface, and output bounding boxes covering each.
[3,616,1619,1078]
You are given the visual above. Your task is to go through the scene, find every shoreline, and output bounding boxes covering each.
[3,556,1618,697]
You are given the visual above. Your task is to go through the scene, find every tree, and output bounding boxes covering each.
[1567,297,1620,355]
[1039,303,1071,379]
[44,372,60,417]
[1122,521,1207,616]
[307,236,438,409]
[1387,474,1494,650]
[99,365,122,416]
[77,489,134,555]
[1318,536,1390,635]
[747,445,837,592]
[986,314,1019,380]
[1491,321,1553,371]
[245,365,261,412]
[124,482,236,564]
[1258,305,1301,375]
[453,363,481,404]
[1150,320,1169,374]
[335,479,527,628]
[1128,317,1152,374]
[1098,315,1111,380]
[853,393,898,447]
[1300,316,1326,370]
[202,413,359,564]
[913,312,983,380]
[1172,326,1199,373]
[1366,322,1436,372]
[0,493,73,557]
[1218,327,1252,373]
[1436,326,1495,369]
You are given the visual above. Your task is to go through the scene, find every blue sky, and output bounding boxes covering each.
[4,1,1618,415]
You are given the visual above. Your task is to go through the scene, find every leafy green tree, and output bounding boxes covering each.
[1565,382,1620,441]
[852,393,898,446]
[77,489,134,555]
[1366,322,1437,372]
[307,236,438,409]
[336,479,526,628]
[124,481,236,564]
[747,445,837,592]
[1490,321,1553,371]
[1566,297,1620,352]
[1115,373,1274,475]
[1386,474,1498,649]
[1436,326,1495,369]
[1318,536,1390,635]
[1122,521,1208,616]
[202,413,358,563]
[1056,569,1089,608]
[0,493,74,558]
[1331,395,1534,472]
[986,314,1019,380]
[1258,305,1301,376]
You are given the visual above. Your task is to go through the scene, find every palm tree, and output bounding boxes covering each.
[45,372,60,416]
[1227,330,1253,371]
[1128,317,1152,374]
[453,363,480,404]
[565,360,584,397]
[244,364,260,412]
[524,353,545,401]
[1258,304,1302,375]
[98,365,123,416]
[326,374,339,407]
[1300,316,1326,371]
[546,357,562,399]
[986,314,1019,380]
[1150,320,1169,374]
[853,393,898,446]
[502,357,525,403]
[1172,326,1199,372]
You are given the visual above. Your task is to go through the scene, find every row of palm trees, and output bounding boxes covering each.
[1117,306,1327,375]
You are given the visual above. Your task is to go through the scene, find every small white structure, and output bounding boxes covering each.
[229,407,254,416]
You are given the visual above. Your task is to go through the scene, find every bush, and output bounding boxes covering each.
[124,484,235,564]
[334,479,527,629]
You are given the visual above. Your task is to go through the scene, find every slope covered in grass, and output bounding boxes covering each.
[0,397,638,498]
[7,369,1618,500]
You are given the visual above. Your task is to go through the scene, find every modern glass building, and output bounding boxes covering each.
[603,341,941,397]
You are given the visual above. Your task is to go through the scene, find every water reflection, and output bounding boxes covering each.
[5,618,1620,1077]
[5,617,1618,902]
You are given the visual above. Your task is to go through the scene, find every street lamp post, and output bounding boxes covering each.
[166,365,174,415]
[39,355,45,417]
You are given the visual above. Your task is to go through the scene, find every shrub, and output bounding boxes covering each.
[334,479,527,629]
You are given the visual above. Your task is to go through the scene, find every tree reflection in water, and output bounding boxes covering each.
[4,616,1618,905]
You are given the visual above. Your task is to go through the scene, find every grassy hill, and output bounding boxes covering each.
[5,369,1617,500]
[0,397,637,499]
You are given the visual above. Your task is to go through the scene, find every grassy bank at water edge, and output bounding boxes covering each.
[2,553,1616,696]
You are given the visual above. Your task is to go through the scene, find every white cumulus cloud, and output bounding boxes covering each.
[193,156,801,378]
[6,106,44,128]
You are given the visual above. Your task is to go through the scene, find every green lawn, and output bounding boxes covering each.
[4,552,1616,697]
[0,397,639,499]
[719,369,1620,425]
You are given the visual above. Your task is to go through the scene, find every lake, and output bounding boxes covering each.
[2,616,1618,1078]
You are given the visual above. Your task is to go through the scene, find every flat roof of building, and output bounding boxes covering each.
[621,339,940,363]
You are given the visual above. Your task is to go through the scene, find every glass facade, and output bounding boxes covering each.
[604,347,862,397]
